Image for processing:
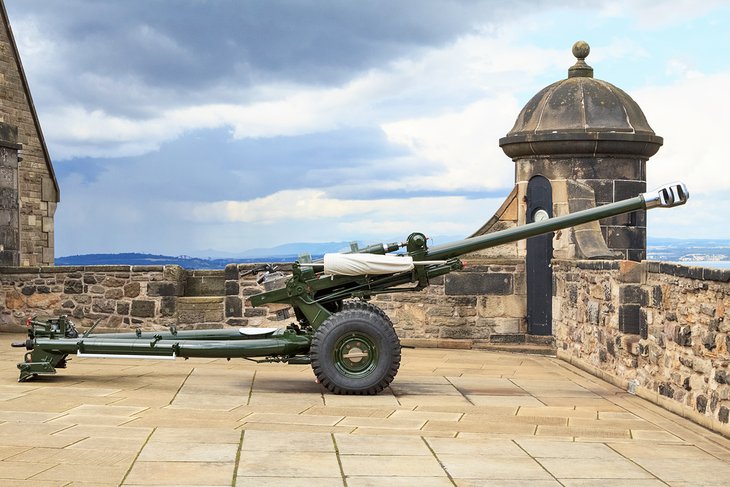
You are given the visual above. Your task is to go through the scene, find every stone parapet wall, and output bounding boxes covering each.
[0,260,528,346]
[374,259,526,347]
[0,265,186,331]
[553,259,730,436]
[0,264,278,332]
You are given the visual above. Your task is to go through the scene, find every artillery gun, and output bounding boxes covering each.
[13,183,688,393]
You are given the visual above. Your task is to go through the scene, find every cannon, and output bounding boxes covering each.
[13,182,689,393]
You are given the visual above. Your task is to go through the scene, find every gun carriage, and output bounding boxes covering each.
[13,183,688,394]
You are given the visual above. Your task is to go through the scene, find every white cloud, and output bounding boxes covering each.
[634,72,730,194]
[39,23,566,161]
[186,188,502,229]
[598,0,727,28]
[382,96,519,192]
[665,59,704,80]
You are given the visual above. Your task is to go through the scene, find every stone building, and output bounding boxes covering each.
[0,0,60,266]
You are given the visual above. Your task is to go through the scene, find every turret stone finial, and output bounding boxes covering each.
[568,40,593,78]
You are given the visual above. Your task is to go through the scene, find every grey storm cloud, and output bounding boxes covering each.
[6,0,543,114]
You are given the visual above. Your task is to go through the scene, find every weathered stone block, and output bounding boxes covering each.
[618,304,640,334]
[607,227,645,250]
[614,179,646,200]
[244,308,267,317]
[439,326,476,339]
[658,382,674,398]
[160,296,176,317]
[489,333,525,343]
[224,263,239,280]
[274,308,290,321]
[105,288,123,299]
[124,282,140,298]
[620,285,648,306]
[697,395,708,414]
[131,300,155,318]
[445,273,513,296]
[177,310,204,324]
[650,285,662,306]
[675,326,692,347]
[703,332,717,351]
[92,299,115,314]
[89,285,105,294]
[64,279,82,294]
[426,306,455,317]
[162,265,185,282]
[148,282,178,297]
[106,315,123,328]
[116,302,130,315]
[186,276,225,296]
[241,286,262,296]
[720,406,730,424]
[102,277,125,288]
[225,296,242,317]
[225,280,240,296]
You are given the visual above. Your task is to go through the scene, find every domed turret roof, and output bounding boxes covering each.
[499,41,663,159]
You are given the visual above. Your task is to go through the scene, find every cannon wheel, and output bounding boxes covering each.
[311,302,401,395]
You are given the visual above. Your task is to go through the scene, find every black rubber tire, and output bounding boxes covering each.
[311,307,400,395]
[341,300,393,324]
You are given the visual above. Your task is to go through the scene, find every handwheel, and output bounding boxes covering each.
[310,304,400,395]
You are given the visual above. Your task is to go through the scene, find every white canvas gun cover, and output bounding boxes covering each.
[318,253,446,276]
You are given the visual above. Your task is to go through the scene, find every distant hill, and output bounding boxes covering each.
[647,237,730,263]
[55,252,282,269]
[55,238,730,269]
[56,242,375,269]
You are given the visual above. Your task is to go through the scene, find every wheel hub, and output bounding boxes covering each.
[334,334,377,377]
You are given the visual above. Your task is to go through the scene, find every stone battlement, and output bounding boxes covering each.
[553,259,730,435]
[0,258,729,436]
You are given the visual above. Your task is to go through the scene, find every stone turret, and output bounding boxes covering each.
[499,41,662,261]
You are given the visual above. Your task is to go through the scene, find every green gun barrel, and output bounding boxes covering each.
[424,182,688,261]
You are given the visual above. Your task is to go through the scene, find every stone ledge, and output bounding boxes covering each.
[473,342,556,355]
[177,297,225,304]
[130,265,165,272]
[644,260,730,283]
[401,337,555,355]
[557,349,730,440]
[553,259,621,271]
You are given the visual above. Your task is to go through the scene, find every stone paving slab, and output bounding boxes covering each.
[4,332,730,486]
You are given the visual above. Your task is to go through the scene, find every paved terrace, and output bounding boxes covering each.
[2,333,730,486]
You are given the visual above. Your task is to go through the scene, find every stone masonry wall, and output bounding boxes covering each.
[554,259,730,436]
[0,264,275,332]
[0,261,527,346]
[374,260,526,347]
[0,265,186,331]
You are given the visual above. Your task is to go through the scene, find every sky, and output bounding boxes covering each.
[5,0,730,257]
